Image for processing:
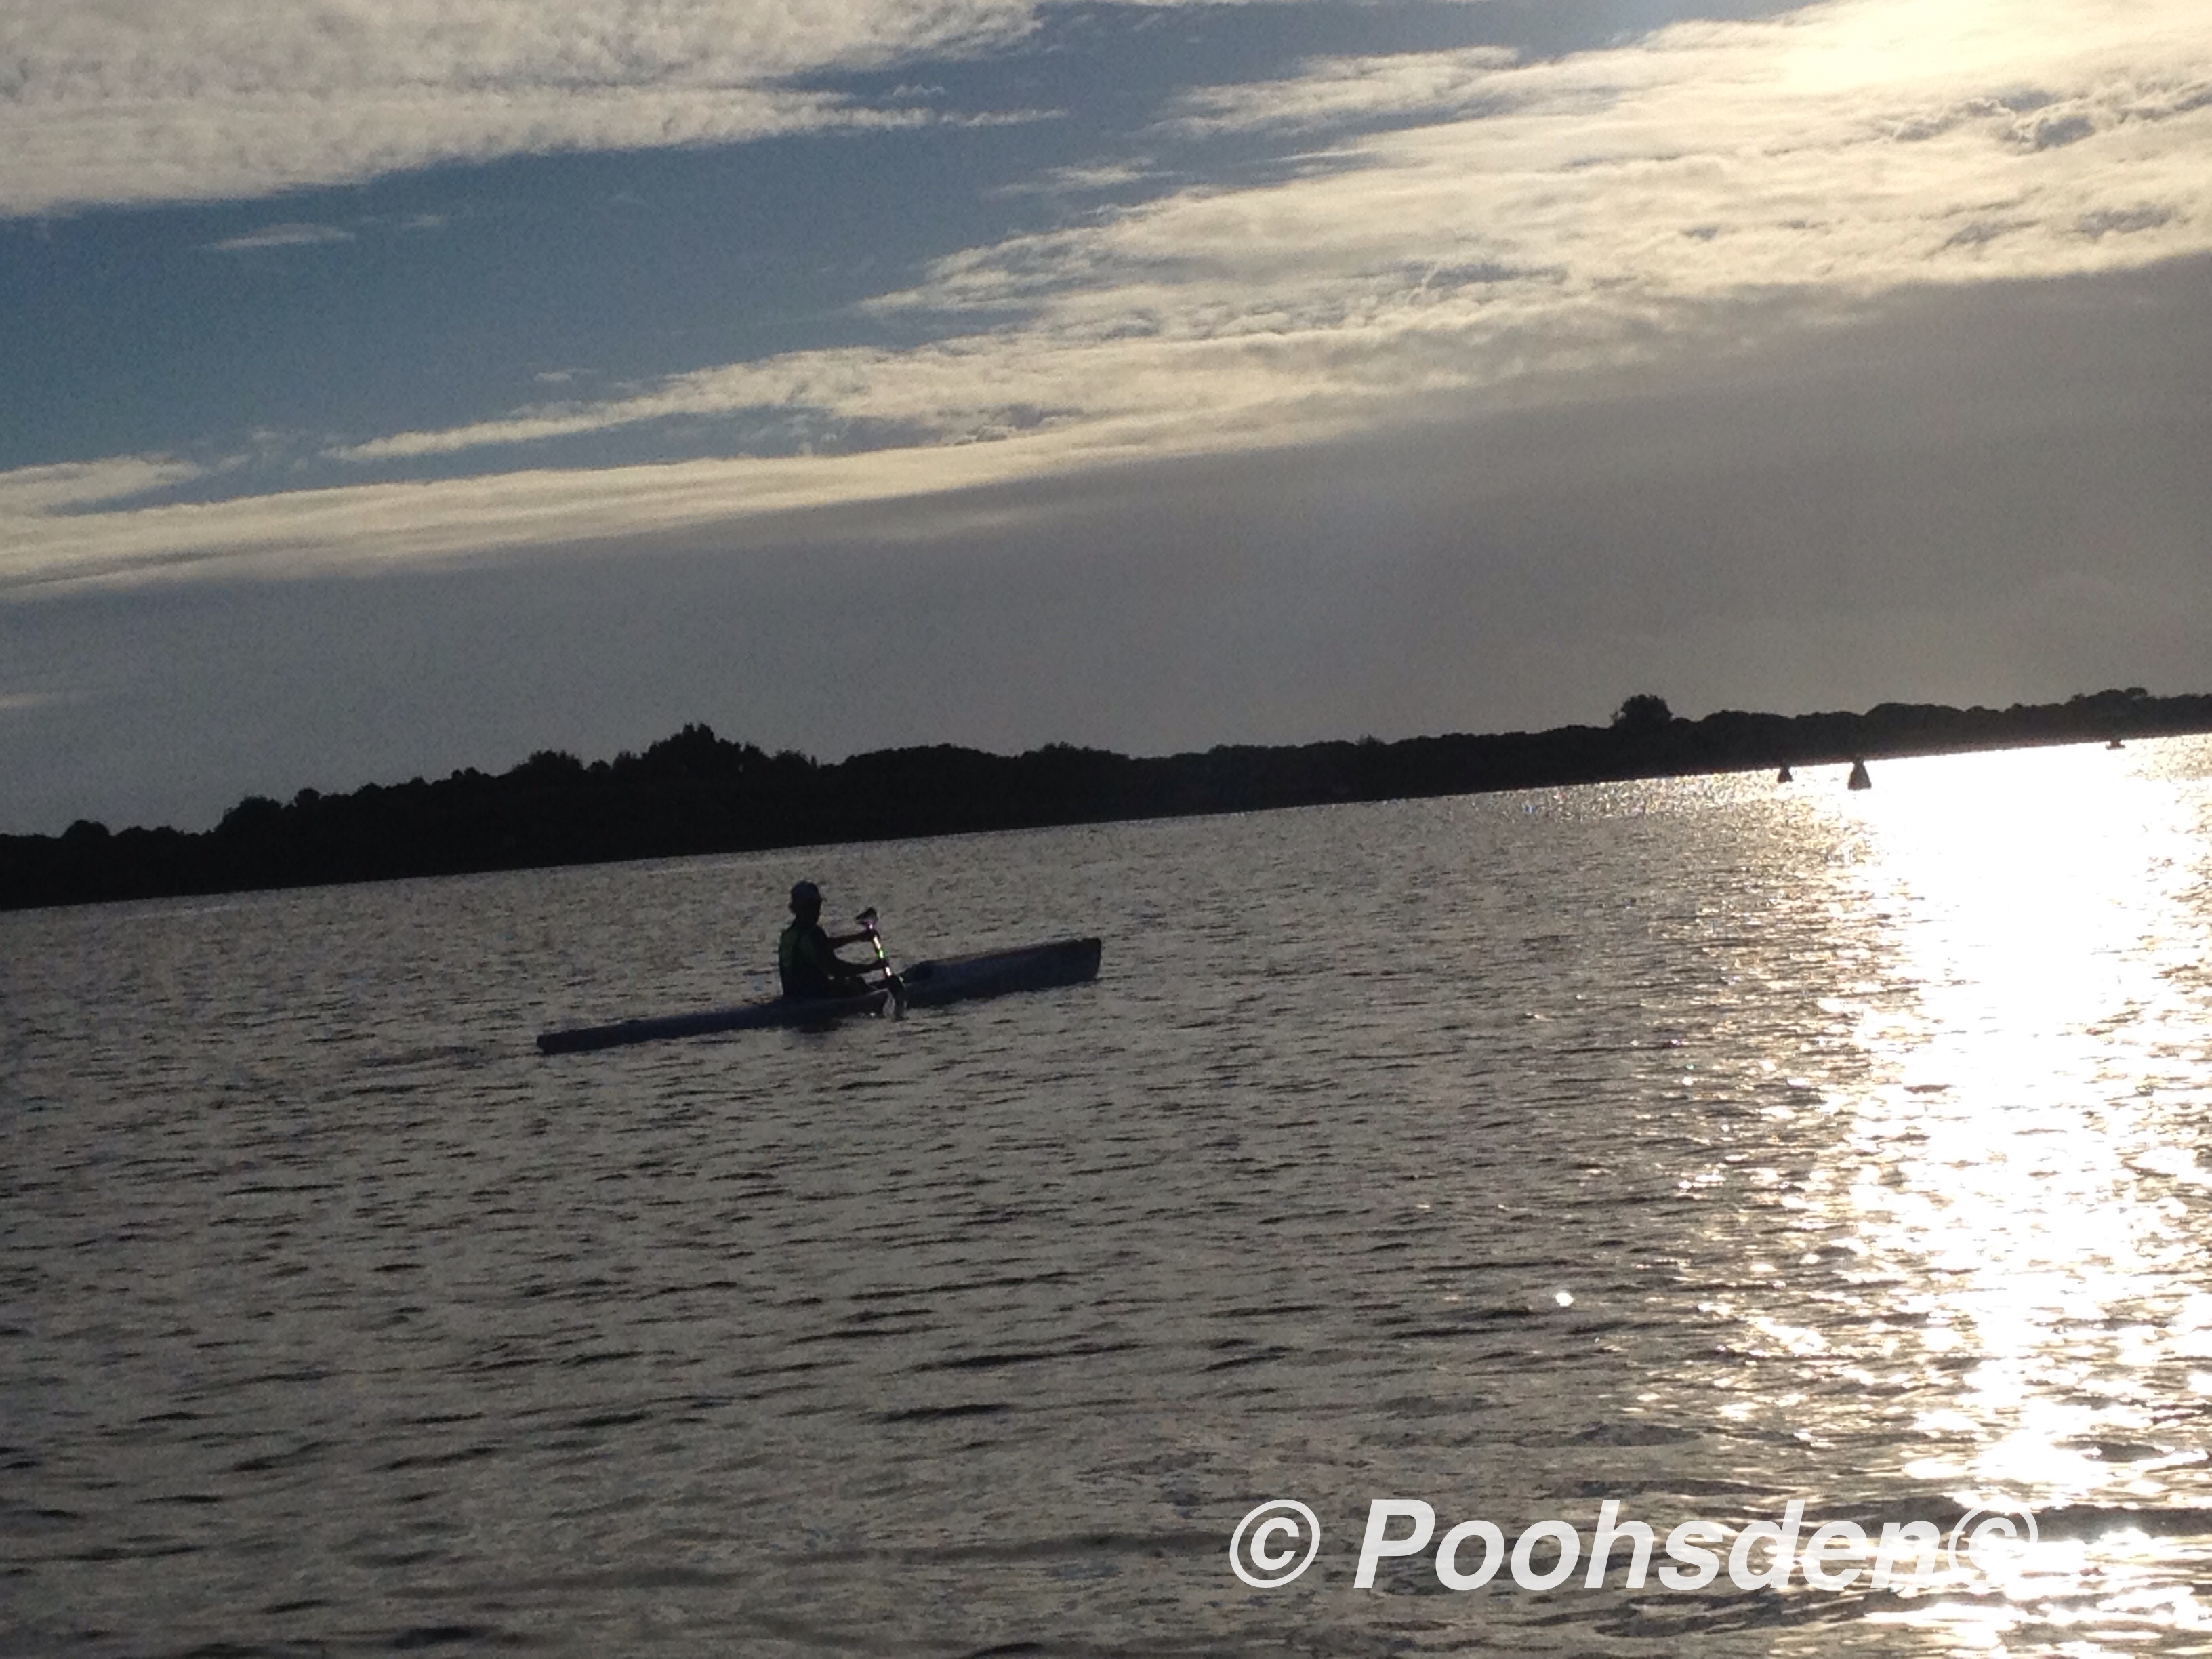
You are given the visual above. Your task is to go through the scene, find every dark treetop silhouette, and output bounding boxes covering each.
[5,687,2206,911]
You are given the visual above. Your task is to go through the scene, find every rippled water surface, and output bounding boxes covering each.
[12,739,2212,1656]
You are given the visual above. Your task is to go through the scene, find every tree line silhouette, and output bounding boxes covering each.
[5,687,2205,910]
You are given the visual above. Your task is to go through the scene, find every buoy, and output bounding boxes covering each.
[1847,758,1872,790]
[1777,764,1793,783]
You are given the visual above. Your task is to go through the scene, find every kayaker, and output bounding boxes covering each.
[778,880,878,1000]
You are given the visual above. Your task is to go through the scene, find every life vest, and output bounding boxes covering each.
[779,920,833,997]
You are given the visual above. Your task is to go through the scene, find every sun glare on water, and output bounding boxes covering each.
[1807,742,2212,1639]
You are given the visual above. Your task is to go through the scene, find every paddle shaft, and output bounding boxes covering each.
[856,908,908,1014]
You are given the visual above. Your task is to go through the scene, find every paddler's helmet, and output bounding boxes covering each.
[789,880,822,916]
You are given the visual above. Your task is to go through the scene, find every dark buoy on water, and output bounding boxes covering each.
[1847,758,1872,790]
[2108,737,2125,750]
[1777,764,1794,783]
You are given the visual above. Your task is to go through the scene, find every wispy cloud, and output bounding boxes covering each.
[205,221,356,253]
[1161,45,1520,135]
[0,439,1178,596]
[991,159,1169,197]
[0,456,207,518]
[0,0,1041,216]
[0,689,83,715]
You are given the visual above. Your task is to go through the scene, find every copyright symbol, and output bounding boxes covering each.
[1230,1499,1322,1588]
[1947,1502,2037,1582]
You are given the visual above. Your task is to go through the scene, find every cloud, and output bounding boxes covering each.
[1161,45,1520,135]
[0,0,1041,216]
[205,221,355,252]
[0,456,207,517]
[844,0,2212,423]
[930,0,2212,310]
[0,689,82,716]
[7,0,2211,596]
[281,0,2210,472]
[0,434,1230,596]
[991,160,1170,198]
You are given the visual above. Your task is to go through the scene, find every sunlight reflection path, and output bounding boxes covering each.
[1811,744,2212,1646]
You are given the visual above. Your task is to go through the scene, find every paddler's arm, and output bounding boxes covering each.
[822,939,883,977]
[821,932,882,976]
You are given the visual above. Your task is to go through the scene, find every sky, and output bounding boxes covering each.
[2,0,2209,833]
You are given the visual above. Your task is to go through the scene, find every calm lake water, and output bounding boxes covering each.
[10,739,2212,1656]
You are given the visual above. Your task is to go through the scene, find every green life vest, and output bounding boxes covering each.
[779,920,833,996]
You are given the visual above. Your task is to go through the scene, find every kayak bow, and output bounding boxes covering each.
[897,937,1102,1008]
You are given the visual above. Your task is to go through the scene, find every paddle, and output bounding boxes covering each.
[855,907,909,1017]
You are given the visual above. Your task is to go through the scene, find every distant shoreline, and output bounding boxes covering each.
[5,688,2207,913]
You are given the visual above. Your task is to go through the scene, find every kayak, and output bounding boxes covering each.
[537,988,887,1054]
[535,937,1101,1054]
